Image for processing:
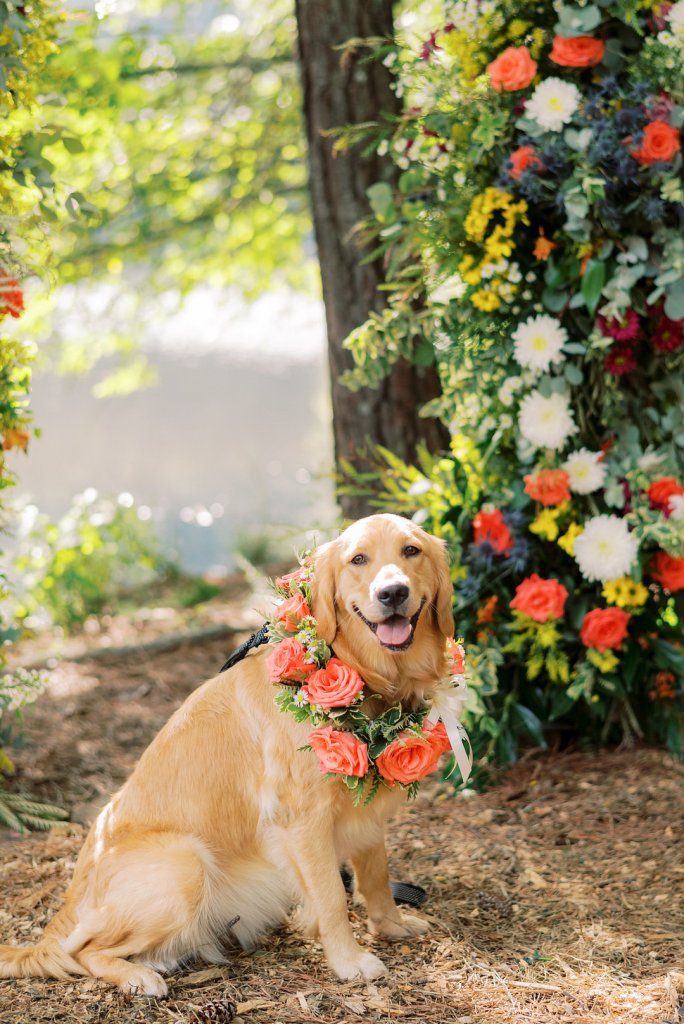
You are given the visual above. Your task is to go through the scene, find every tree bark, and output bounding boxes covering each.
[295,0,448,520]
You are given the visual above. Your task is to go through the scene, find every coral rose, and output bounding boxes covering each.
[524,468,571,506]
[650,551,684,593]
[631,121,681,165]
[309,726,368,777]
[580,607,631,651]
[447,638,466,675]
[275,566,308,591]
[473,509,513,555]
[423,720,452,756]
[266,638,315,683]
[509,145,542,180]
[274,592,311,632]
[486,46,537,92]
[549,35,605,67]
[304,657,364,708]
[647,476,684,514]
[511,574,568,623]
[376,731,441,785]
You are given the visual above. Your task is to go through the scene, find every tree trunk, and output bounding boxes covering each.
[295,0,449,520]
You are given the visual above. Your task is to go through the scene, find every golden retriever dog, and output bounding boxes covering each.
[0,513,454,995]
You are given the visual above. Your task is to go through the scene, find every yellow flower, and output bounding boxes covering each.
[587,649,620,674]
[530,507,562,542]
[471,288,501,311]
[602,576,649,609]
[558,523,583,556]
[508,18,531,39]
[537,622,560,649]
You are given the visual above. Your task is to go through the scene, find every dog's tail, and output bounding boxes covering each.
[0,937,86,979]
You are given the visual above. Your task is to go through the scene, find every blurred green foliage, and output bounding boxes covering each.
[12,490,177,628]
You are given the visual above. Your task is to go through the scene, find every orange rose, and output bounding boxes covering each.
[447,638,465,675]
[266,638,315,683]
[524,468,571,507]
[304,657,364,708]
[631,121,681,165]
[549,35,605,67]
[486,46,537,92]
[275,566,309,592]
[509,145,542,180]
[649,551,684,593]
[647,476,684,512]
[422,720,452,756]
[511,574,568,623]
[376,731,441,785]
[309,726,368,777]
[473,509,513,555]
[580,607,631,651]
[2,428,30,451]
[274,592,311,632]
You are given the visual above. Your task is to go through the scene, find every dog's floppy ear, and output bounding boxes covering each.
[309,540,338,646]
[427,535,455,638]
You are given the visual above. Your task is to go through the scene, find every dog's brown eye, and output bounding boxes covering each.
[350,553,368,566]
[403,545,421,558]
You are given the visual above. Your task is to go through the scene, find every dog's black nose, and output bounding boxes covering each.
[377,583,410,609]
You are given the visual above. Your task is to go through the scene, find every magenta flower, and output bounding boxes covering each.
[596,309,641,343]
[604,345,637,375]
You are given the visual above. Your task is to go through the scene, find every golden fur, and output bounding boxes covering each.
[0,514,453,995]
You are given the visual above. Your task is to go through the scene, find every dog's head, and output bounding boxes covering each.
[310,514,453,697]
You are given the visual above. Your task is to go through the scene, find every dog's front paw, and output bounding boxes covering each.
[369,911,429,940]
[120,966,168,998]
[331,950,387,981]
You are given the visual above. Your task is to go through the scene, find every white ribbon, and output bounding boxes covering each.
[427,674,473,785]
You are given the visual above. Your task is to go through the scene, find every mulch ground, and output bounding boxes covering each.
[0,629,682,1024]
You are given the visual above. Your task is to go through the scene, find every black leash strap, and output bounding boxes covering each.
[220,622,270,674]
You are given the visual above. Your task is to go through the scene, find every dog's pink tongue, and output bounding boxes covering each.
[377,618,412,647]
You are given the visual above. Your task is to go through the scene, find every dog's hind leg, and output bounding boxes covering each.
[64,832,214,995]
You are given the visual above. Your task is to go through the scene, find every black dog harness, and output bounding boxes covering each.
[220,623,270,674]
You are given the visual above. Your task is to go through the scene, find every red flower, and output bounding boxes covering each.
[549,35,605,68]
[631,121,681,165]
[653,316,684,352]
[510,574,568,623]
[647,476,684,514]
[580,608,631,651]
[0,270,24,320]
[523,468,571,507]
[509,145,542,180]
[596,309,641,343]
[649,551,684,593]
[473,509,513,556]
[604,345,637,375]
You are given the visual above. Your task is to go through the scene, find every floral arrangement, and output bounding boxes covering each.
[265,565,468,801]
[342,0,684,762]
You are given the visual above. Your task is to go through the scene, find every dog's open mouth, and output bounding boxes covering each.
[354,601,425,652]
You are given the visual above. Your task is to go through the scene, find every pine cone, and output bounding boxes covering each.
[191,998,237,1023]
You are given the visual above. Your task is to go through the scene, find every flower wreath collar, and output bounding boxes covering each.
[265,564,473,804]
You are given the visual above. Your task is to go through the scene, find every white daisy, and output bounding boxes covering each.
[669,494,684,521]
[667,0,684,42]
[512,314,568,371]
[518,390,577,451]
[498,375,522,407]
[526,77,581,132]
[562,449,606,494]
[574,515,638,583]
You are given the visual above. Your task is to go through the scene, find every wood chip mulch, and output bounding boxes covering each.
[0,632,682,1024]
